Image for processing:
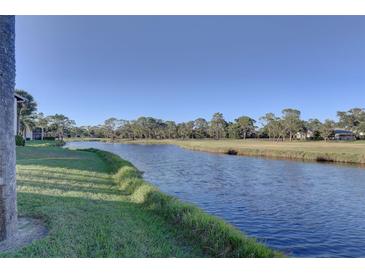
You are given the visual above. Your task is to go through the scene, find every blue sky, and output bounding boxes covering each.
[16,16,365,126]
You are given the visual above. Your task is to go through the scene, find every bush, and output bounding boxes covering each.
[55,140,65,147]
[15,135,25,146]
[43,136,55,141]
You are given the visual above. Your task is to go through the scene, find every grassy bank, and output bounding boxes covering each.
[114,139,365,165]
[0,141,279,257]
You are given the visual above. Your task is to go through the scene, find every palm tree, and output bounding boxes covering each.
[0,15,17,241]
[36,113,49,140]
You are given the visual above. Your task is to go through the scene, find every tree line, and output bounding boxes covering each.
[16,89,75,141]
[17,89,365,141]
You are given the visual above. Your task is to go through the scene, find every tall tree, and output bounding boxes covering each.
[337,108,365,135]
[0,15,17,241]
[35,112,49,140]
[234,116,256,139]
[319,119,335,141]
[227,122,240,139]
[103,117,121,139]
[281,108,303,141]
[305,119,322,140]
[14,89,37,136]
[194,118,209,139]
[165,121,177,139]
[209,112,227,139]
[48,114,76,141]
[260,113,283,141]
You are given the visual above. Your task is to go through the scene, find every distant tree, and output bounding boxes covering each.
[281,108,303,141]
[103,117,122,139]
[319,119,335,141]
[209,112,227,139]
[305,119,322,140]
[177,121,194,139]
[234,116,256,139]
[260,113,283,141]
[15,89,38,135]
[35,112,49,140]
[165,121,177,139]
[20,113,37,138]
[116,120,134,139]
[194,118,209,139]
[227,122,240,139]
[48,114,76,141]
[337,108,365,136]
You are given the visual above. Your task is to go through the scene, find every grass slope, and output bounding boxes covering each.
[116,139,365,165]
[0,141,279,257]
[2,142,204,257]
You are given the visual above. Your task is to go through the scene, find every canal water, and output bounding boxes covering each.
[66,141,365,257]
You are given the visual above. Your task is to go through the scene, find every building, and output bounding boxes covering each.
[14,93,43,140]
[24,126,43,140]
[333,129,356,141]
[14,93,26,135]
[295,130,314,140]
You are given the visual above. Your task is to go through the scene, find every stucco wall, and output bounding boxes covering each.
[0,15,17,241]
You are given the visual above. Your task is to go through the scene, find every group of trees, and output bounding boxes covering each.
[17,89,365,142]
[16,89,75,140]
[81,108,364,142]
[260,108,365,141]
[76,113,257,141]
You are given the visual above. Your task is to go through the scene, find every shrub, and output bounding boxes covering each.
[43,136,55,141]
[15,135,25,146]
[55,140,65,147]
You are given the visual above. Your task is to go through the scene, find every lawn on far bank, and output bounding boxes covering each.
[115,139,365,164]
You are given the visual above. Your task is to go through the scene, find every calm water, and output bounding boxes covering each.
[66,141,365,257]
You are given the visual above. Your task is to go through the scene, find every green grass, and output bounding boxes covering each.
[0,141,279,257]
[117,139,365,165]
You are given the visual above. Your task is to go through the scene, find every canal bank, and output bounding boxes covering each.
[0,141,278,257]
[115,139,365,165]
[66,141,365,257]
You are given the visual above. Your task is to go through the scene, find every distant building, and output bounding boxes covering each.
[23,126,43,141]
[14,93,26,135]
[14,93,43,140]
[295,130,314,140]
[333,129,356,141]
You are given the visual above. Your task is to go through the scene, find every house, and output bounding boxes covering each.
[14,93,26,135]
[23,124,44,141]
[14,93,43,140]
[333,129,356,141]
[295,130,314,140]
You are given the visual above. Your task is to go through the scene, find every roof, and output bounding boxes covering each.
[14,93,27,102]
[334,129,354,135]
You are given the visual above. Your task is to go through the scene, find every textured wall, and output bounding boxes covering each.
[0,15,17,241]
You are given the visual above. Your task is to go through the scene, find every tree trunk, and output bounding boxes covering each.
[0,16,17,241]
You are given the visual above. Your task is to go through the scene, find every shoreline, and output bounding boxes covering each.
[67,138,365,166]
[10,141,280,258]
[87,148,282,258]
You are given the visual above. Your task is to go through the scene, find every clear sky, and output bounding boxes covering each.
[15,16,365,126]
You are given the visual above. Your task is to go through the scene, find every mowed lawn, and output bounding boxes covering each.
[176,139,365,153]
[1,143,204,257]
[122,139,365,164]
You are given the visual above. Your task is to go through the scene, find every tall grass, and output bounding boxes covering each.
[116,139,365,165]
[87,148,282,258]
